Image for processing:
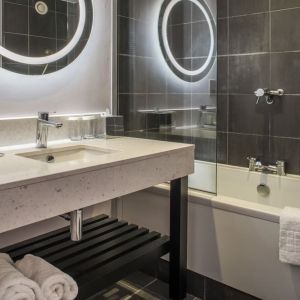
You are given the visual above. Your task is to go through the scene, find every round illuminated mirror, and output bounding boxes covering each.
[159,0,216,82]
[1,0,93,75]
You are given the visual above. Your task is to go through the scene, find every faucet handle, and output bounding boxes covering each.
[38,112,49,120]
[247,156,258,171]
[254,88,266,104]
[276,160,286,176]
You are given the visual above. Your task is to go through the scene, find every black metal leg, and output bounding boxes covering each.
[169,176,188,300]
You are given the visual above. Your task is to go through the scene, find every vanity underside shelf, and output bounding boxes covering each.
[1,214,170,300]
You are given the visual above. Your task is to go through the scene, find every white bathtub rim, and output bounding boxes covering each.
[217,163,300,181]
[149,184,281,224]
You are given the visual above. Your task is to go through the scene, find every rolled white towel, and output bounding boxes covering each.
[16,255,78,300]
[0,253,43,300]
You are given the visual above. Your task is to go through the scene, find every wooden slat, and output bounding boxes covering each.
[2,215,108,253]
[67,231,161,277]
[1,215,171,300]
[55,228,149,270]
[77,236,170,300]
[45,224,140,265]
[10,218,122,260]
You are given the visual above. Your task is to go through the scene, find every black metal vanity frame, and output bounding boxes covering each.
[1,177,188,300]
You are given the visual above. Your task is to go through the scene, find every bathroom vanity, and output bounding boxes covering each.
[0,137,194,299]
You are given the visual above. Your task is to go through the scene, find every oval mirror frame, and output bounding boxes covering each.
[0,0,90,68]
[158,0,216,82]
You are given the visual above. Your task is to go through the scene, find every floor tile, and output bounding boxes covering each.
[89,273,200,300]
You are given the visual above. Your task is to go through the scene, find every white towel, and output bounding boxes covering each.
[16,255,78,300]
[0,253,43,300]
[279,207,300,265]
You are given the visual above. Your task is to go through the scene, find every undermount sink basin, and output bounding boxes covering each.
[16,145,117,164]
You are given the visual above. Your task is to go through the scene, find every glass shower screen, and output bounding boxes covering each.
[117,0,217,193]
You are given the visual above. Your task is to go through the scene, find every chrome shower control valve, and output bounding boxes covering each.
[254,88,284,105]
[255,88,266,104]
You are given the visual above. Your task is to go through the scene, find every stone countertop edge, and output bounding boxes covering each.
[0,137,195,191]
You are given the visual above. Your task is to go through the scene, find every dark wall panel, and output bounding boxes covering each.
[217,0,300,175]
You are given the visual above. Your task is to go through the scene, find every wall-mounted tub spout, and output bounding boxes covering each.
[60,209,83,242]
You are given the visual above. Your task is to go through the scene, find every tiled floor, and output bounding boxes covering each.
[89,272,200,300]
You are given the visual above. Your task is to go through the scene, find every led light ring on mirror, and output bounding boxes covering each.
[0,0,86,65]
[159,0,216,81]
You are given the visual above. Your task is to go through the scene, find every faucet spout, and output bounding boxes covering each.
[38,119,63,128]
[36,112,63,148]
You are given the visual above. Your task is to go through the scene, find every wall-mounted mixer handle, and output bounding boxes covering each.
[268,89,284,97]
[254,88,266,104]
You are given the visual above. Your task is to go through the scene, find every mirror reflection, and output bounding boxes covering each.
[0,0,92,75]
[159,0,216,82]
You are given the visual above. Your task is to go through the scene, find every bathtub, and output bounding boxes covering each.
[119,163,300,300]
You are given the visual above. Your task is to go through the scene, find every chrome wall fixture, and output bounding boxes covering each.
[247,157,286,176]
[60,209,83,242]
[254,88,285,105]
[158,0,216,82]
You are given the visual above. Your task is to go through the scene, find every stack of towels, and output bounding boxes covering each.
[0,253,78,300]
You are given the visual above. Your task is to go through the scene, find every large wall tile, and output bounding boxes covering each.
[229,0,269,16]
[118,55,149,93]
[271,0,300,10]
[271,52,300,95]
[229,13,269,54]
[270,96,300,138]
[118,94,147,131]
[228,133,270,167]
[217,18,228,55]
[217,0,228,19]
[271,8,300,52]
[228,95,270,135]
[229,54,269,94]
[217,95,228,132]
[270,137,300,174]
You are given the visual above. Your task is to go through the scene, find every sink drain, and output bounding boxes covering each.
[0,153,4,158]
[35,1,48,15]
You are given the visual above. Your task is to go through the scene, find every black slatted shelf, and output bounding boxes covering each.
[1,214,170,300]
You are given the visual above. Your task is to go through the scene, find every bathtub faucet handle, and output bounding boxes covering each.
[276,160,286,176]
[247,156,258,172]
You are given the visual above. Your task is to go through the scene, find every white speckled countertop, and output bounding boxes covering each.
[0,137,194,233]
[0,137,195,191]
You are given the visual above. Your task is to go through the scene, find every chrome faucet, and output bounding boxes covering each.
[36,112,63,148]
[247,157,286,176]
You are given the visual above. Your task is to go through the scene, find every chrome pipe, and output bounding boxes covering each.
[70,209,83,242]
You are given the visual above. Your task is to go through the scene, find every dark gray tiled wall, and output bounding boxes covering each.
[117,0,217,163]
[217,0,300,174]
